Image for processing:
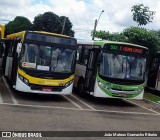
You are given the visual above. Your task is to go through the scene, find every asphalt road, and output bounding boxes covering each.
[0,74,160,140]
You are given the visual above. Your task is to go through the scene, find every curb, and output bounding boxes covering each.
[143,98,160,106]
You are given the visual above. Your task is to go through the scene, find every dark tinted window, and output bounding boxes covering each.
[25,32,77,46]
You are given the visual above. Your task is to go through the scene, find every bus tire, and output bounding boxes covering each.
[77,78,84,95]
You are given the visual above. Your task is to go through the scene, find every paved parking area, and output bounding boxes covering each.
[0,74,160,139]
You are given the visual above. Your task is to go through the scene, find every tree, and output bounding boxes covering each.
[92,30,127,42]
[33,12,60,33]
[123,27,160,54]
[33,12,74,37]
[5,16,32,36]
[131,4,155,26]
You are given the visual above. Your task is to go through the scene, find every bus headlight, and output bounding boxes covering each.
[18,74,23,81]
[23,78,29,85]
[98,81,110,90]
[136,87,144,92]
[65,80,73,87]
[18,74,29,85]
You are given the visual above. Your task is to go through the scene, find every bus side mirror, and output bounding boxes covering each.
[17,43,22,55]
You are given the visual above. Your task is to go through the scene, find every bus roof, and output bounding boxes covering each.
[6,31,25,40]
[93,40,148,50]
[6,30,72,40]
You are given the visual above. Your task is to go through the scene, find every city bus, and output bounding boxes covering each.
[147,52,160,92]
[74,41,148,99]
[3,31,77,94]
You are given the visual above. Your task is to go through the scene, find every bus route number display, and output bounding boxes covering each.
[109,45,143,54]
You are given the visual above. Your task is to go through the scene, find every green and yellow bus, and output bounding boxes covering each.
[3,31,77,94]
[74,41,148,99]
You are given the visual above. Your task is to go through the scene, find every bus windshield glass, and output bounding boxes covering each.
[99,53,146,80]
[20,43,76,73]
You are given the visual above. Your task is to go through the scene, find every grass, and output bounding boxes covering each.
[144,92,160,103]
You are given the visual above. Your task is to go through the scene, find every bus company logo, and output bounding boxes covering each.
[2,132,12,137]
[45,81,58,85]
[22,62,36,68]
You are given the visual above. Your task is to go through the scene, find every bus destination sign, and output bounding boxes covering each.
[109,45,144,54]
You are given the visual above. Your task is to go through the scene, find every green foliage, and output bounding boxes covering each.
[123,27,160,53]
[5,12,75,37]
[33,12,60,33]
[92,30,127,42]
[5,16,32,36]
[33,12,74,37]
[131,4,155,26]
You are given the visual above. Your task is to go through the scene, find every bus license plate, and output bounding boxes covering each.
[119,93,127,97]
[42,88,52,92]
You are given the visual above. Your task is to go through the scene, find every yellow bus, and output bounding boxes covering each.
[3,31,77,94]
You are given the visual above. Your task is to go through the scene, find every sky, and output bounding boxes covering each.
[0,0,160,40]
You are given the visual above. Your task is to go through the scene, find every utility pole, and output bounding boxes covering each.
[92,10,104,40]
[61,17,66,34]
[92,19,97,40]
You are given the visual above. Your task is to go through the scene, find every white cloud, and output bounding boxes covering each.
[0,0,160,40]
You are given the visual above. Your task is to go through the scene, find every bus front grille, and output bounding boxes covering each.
[29,84,64,92]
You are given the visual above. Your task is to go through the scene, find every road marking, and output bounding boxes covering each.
[62,95,83,109]
[2,76,18,105]
[0,102,159,116]
[70,94,96,110]
[125,99,160,115]
[0,92,3,103]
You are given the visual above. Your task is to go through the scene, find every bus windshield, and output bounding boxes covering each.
[99,53,146,80]
[20,43,76,73]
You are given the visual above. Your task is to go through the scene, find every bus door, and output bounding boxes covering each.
[11,39,21,86]
[84,48,100,92]
[5,38,20,86]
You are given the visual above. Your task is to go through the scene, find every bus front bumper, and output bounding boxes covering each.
[15,75,73,95]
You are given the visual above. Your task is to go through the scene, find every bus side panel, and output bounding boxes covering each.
[74,64,86,87]
[5,57,13,80]
[155,67,160,91]
[5,57,10,77]
[156,81,160,91]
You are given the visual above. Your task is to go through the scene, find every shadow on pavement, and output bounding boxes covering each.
[73,91,135,107]
[12,90,67,102]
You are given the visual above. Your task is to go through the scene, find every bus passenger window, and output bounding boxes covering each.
[77,45,82,62]
[81,48,89,65]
